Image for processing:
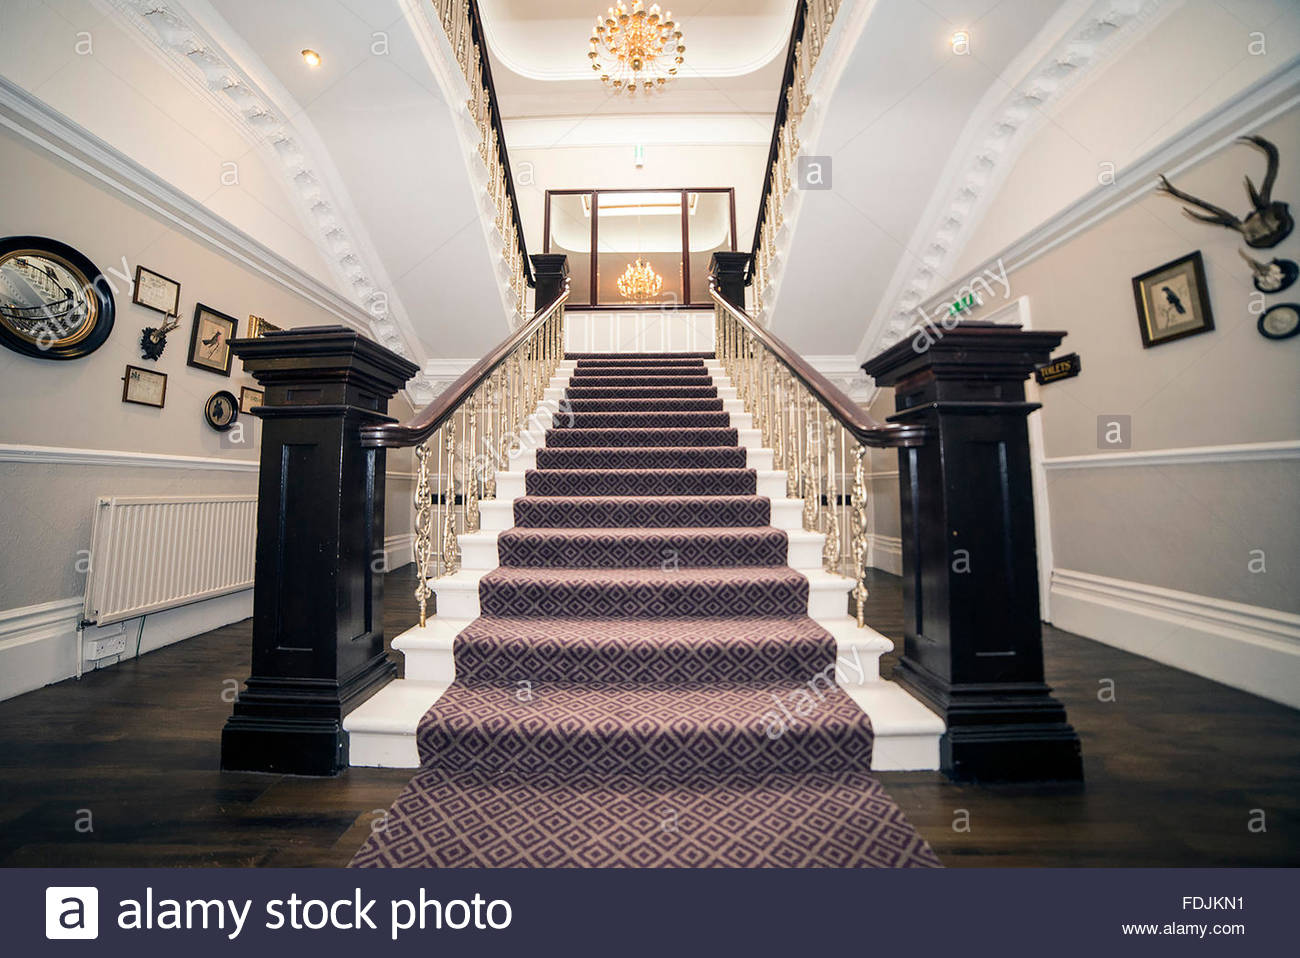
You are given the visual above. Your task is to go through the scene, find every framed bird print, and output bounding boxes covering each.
[1132,252,1215,348]
[187,303,238,375]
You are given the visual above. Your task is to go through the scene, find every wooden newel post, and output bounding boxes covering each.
[862,323,1083,783]
[709,251,751,311]
[221,326,418,776]
[530,253,569,313]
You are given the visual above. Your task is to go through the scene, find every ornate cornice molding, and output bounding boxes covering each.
[93,0,440,402]
[858,0,1174,359]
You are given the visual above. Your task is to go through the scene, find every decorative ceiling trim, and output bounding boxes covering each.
[93,0,440,402]
[857,0,1176,361]
[908,57,1300,328]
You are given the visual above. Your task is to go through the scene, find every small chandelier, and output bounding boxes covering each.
[617,258,663,300]
[588,2,685,94]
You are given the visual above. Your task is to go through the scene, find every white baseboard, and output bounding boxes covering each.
[384,533,415,571]
[0,589,252,703]
[867,534,903,575]
[1050,568,1300,710]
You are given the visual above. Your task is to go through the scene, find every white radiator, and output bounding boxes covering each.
[83,495,258,626]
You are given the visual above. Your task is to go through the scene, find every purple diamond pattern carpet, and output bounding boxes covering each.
[351,353,940,868]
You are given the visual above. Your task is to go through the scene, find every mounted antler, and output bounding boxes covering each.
[1157,175,1240,228]
[1240,135,1278,209]
[1156,135,1292,248]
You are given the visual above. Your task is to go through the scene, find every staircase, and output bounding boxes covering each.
[348,351,942,867]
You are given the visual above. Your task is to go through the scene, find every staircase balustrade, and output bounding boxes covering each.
[749,0,843,319]
[434,0,531,312]
[708,253,926,627]
[361,258,571,628]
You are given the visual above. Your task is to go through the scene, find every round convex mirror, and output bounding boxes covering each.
[0,236,115,360]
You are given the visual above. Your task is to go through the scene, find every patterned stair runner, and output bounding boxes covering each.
[352,353,939,867]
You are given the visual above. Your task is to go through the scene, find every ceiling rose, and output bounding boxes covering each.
[588,2,686,94]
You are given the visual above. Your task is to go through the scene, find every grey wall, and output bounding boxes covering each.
[0,128,421,615]
[863,106,1300,614]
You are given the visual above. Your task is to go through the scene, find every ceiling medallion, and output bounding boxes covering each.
[588,2,685,94]
[617,258,663,300]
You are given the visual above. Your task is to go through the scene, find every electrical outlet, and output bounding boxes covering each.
[85,633,128,661]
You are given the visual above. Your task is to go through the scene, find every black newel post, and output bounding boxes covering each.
[530,253,569,312]
[221,327,419,776]
[862,324,1083,783]
[709,251,751,311]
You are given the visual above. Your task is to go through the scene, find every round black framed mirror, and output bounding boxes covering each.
[0,235,115,360]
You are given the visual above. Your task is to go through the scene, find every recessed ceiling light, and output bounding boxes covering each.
[301,49,322,67]
[951,31,970,55]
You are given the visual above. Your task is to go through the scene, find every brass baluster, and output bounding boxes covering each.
[803,395,819,530]
[823,417,841,572]
[413,440,433,627]
[465,390,481,532]
[786,373,800,499]
[442,418,460,574]
[484,373,498,499]
[850,443,870,627]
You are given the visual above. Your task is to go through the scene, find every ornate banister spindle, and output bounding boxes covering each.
[465,390,481,532]
[413,440,434,627]
[850,442,870,627]
[772,363,785,473]
[484,373,498,499]
[442,418,460,574]
[803,395,819,531]
[823,416,841,571]
[786,372,800,499]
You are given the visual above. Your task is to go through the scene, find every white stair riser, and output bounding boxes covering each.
[348,729,421,768]
[806,579,847,619]
[434,581,481,619]
[787,534,823,569]
[402,646,456,683]
[480,500,514,531]
[769,498,803,529]
[459,533,499,570]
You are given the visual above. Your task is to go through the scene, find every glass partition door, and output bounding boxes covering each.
[545,188,736,308]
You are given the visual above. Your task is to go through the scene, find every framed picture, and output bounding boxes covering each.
[239,385,264,414]
[131,265,181,317]
[121,364,167,408]
[1132,252,1215,348]
[246,315,283,338]
[187,303,238,375]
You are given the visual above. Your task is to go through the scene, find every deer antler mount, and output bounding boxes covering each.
[1157,135,1292,248]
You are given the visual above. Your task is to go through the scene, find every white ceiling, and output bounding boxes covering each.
[483,0,795,122]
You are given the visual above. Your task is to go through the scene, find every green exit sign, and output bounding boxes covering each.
[948,293,980,316]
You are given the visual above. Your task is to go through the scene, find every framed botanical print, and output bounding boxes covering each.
[132,265,181,317]
[1132,252,1215,348]
[239,385,264,414]
[122,364,167,408]
[187,303,238,375]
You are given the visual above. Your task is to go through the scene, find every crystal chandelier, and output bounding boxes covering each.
[588,2,685,94]
[617,258,663,300]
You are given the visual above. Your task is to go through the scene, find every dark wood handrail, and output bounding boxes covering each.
[710,289,926,449]
[360,287,569,449]
[747,0,807,279]
[467,0,531,287]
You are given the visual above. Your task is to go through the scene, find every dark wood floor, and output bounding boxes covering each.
[0,566,1296,867]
